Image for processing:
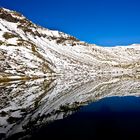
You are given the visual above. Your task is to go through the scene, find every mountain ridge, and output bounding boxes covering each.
[0,7,140,81]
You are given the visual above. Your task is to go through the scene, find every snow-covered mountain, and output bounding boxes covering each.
[0,7,140,82]
[1,7,140,139]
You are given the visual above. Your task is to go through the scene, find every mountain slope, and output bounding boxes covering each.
[0,7,140,81]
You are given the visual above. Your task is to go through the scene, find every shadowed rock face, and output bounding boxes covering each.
[0,8,21,23]
[0,75,140,139]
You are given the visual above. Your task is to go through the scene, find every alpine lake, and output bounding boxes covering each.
[1,74,140,140]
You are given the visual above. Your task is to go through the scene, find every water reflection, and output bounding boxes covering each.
[0,75,140,139]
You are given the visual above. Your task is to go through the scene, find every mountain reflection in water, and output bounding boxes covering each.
[0,75,140,139]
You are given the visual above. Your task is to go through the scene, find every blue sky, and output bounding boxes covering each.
[1,0,140,46]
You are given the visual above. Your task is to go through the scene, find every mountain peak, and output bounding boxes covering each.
[0,7,25,23]
[0,7,83,46]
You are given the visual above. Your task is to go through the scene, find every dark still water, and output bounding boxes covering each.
[1,76,140,140]
[30,96,140,140]
[29,96,140,139]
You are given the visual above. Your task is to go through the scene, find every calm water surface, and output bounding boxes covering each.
[30,96,140,140]
[0,75,140,139]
